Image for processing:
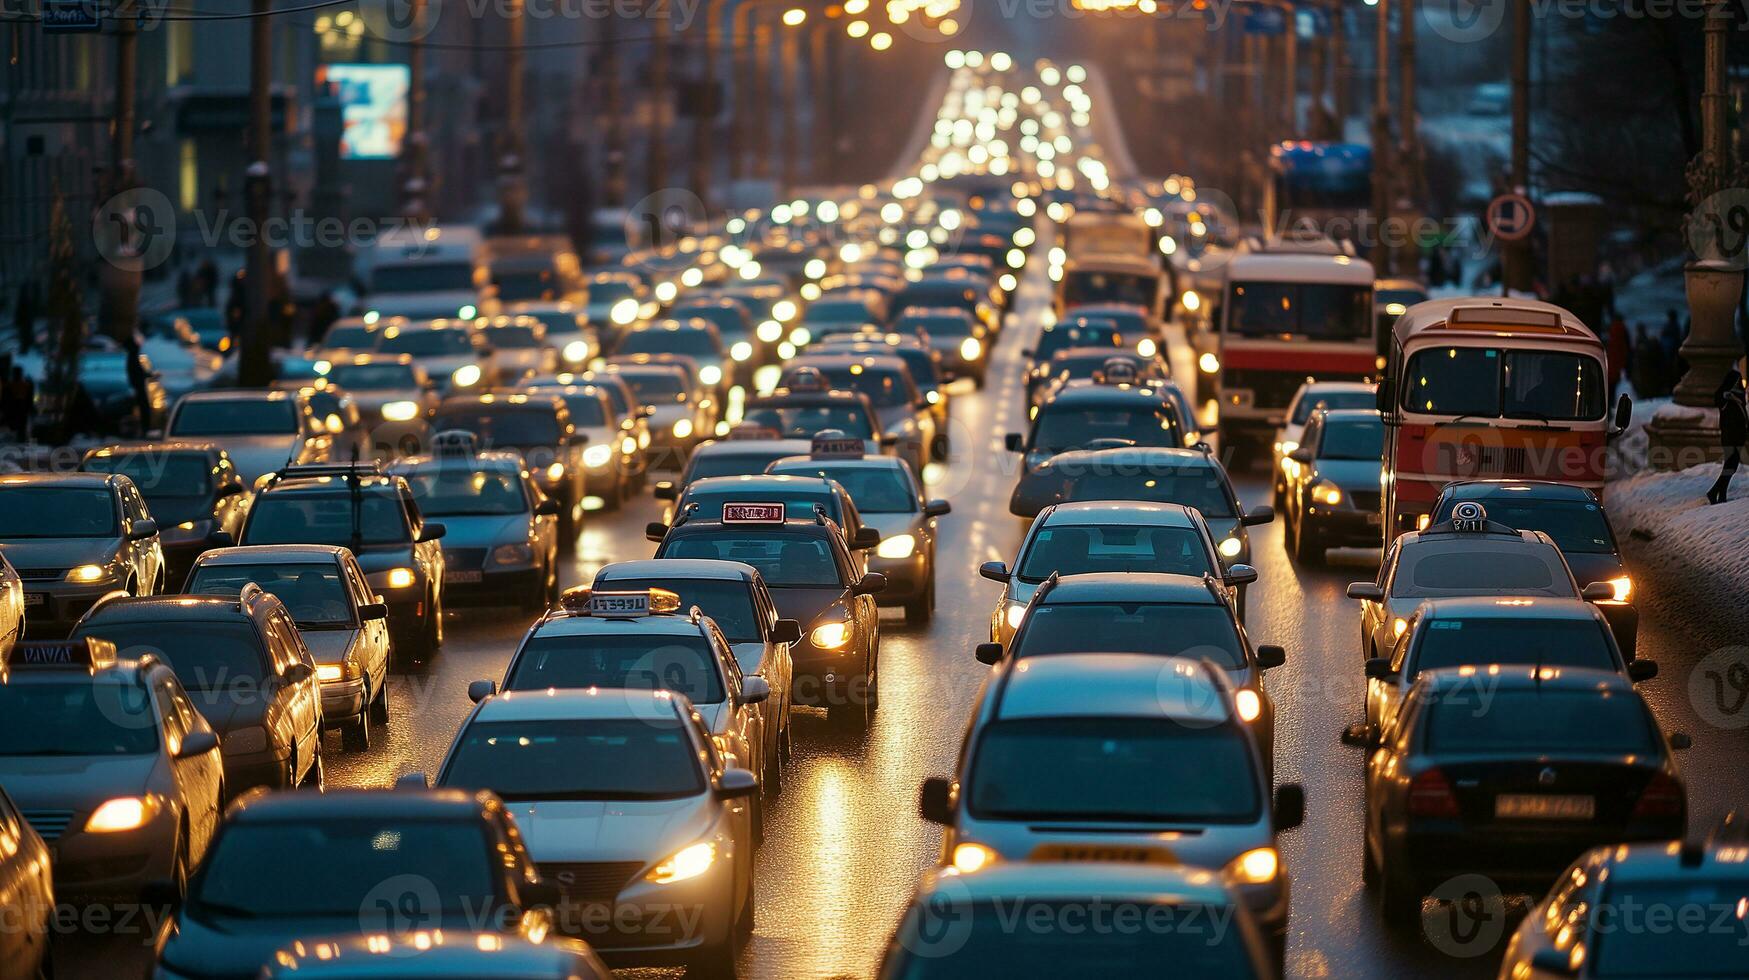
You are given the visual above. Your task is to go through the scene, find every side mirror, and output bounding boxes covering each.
[1256,644,1286,670]
[645,521,669,542]
[283,662,315,684]
[1242,505,1275,526]
[1346,582,1384,602]
[853,527,881,550]
[978,560,1009,583]
[129,519,159,540]
[770,619,802,645]
[358,601,389,621]
[1364,657,1397,681]
[206,530,235,549]
[924,499,952,518]
[854,572,887,596]
[974,642,1004,665]
[1670,732,1693,751]
[918,776,954,825]
[1581,582,1614,602]
[1224,563,1258,586]
[716,767,759,800]
[1529,947,1579,977]
[1628,659,1659,682]
[534,498,561,516]
[653,481,678,500]
[1288,447,1315,464]
[417,522,446,542]
[175,730,220,759]
[1340,723,1376,747]
[467,679,498,703]
[394,771,429,790]
[1614,392,1633,431]
[1004,433,1024,453]
[739,676,771,705]
[1272,783,1306,831]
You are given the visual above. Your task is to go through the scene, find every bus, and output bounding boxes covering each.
[1380,298,1631,537]
[1263,141,1372,244]
[1214,238,1376,450]
[1056,253,1166,323]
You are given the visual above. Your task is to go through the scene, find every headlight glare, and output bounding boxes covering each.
[951,842,997,873]
[381,400,420,421]
[583,444,613,468]
[315,663,345,683]
[451,364,483,388]
[960,337,982,361]
[1609,576,1632,602]
[1218,536,1242,558]
[699,365,723,386]
[1004,602,1026,630]
[875,533,917,559]
[647,841,717,884]
[86,796,155,833]
[1235,688,1262,722]
[492,543,535,566]
[730,342,753,362]
[562,340,590,363]
[386,567,417,589]
[809,621,852,649]
[673,418,694,439]
[1228,846,1279,884]
[65,564,110,583]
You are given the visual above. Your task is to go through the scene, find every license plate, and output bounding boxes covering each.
[1030,843,1178,865]
[1495,794,1595,820]
[444,571,483,584]
[23,593,44,607]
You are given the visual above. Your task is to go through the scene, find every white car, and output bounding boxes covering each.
[1273,381,1375,506]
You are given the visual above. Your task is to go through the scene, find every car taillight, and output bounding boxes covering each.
[1631,772,1683,821]
[1407,769,1460,818]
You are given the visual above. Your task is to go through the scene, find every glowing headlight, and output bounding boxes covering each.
[1218,536,1242,558]
[1277,440,1298,458]
[1235,688,1262,723]
[65,564,109,583]
[1609,576,1632,602]
[789,327,812,346]
[86,796,155,833]
[647,841,717,884]
[313,359,332,376]
[960,337,982,361]
[583,444,613,468]
[699,365,723,386]
[757,320,784,343]
[673,419,694,439]
[385,567,417,589]
[363,310,380,324]
[621,436,638,455]
[610,298,640,325]
[562,340,590,363]
[1004,602,1027,630]
[1393,617,1408,637]
[654,281,678,303]
[1159,235,1178,255]
[177,521,198,531]
[773,300,798,322]
[999,273,1018,292]
[1182,291,1202,313]
[1198,351,1220,374]
[809,621,852,649]
[925,390,941,405]
[1228,846,1279,884]
[1312,482,1343,506]
[381,400,420,422]
[492,543,535,566]
[316,663,346,683]
[545,462,566,482]
[804,258,827,280]
[730,342,753,362]
[457,304,478,319]
[1137,338,1157,358]
[952,842,997,873]
[452,364,482,388]
[875,533,917,559]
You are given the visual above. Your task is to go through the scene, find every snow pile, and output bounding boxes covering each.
[1607,463,1749,647]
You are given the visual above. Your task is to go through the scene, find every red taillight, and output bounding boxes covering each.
[1631,772,1684,821]
[1408,769,1460,818]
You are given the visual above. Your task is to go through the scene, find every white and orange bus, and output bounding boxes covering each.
[1380,298,1631,537]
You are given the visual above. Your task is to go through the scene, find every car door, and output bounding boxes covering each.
[344,557,390,691]
[266,611,322,770]
[710,623,762,781]
[0,786,49,971]
[150,674,203,848]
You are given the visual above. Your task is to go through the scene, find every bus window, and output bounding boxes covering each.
[1405,347,1605,421]
[1405,348,1499,416]
[1229,283,1371,342]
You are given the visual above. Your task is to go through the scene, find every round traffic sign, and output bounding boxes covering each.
[1487,192,1535,243]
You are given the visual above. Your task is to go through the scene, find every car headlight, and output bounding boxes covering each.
[1218,536,1242,558]
[925,390,941,405]
[789,327,812,346]
[699,365,723,386]
[458,304,478,319]
[673,418,694,439]
[452,364,483,388]
[654,281,678,303]
[1183,290,1203,313]
[1235,688,1262,723]
[729,342,753,362]
[224,725,269,755]
[381,400,420,422]
[1004,601,1027,630]
[1609,576,1632,602]
[385,567,417,589]
[1198,351,1219,374]
[1393,617,1408,637]
[1137,337,1157,358]
[620,435,638,455]
[562,340,590,363]
[492,543,535,566]
[647,841,716,884]
[1227,846,1279,884]
[757,320,784,342]
[951,842,997,873]
[65,564,110,583]
[773,300,798,322]
[86,796,157,833]
[315,663,345,683]
[583,444,613,468]
[809,620,852,649]
[876,533,917,559]
[1311,481,1343,506]
[1277,440,1298,458]
[960,337,982,361]
[545,462,566,482]
[610,298,640,325]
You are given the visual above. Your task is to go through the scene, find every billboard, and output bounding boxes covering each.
[318,63,410,160]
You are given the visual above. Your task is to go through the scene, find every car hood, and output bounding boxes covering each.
[297,628,362,665]
[1564,551,1626,589]
[859,512,923,540]
[0,754,159,812]
[509,796,714,864]
[1315,459,1382,492]
[203,435,304,484]
[0,538,116,570]
[766,586,848,628]
[646,404,689,426]
[430,514,528,550]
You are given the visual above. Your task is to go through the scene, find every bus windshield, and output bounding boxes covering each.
[1228,282,1371,342]
[1402,347,1606,422]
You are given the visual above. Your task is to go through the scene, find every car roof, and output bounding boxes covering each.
[0,472,120,491]
[595,559,761,584]
[690,440,816,460]
[1416,596,1603,621]
[1046,447,1212,469]
[229,788,490,822]
[996,654,1229,723]
[192,544,349,565]
[768,454,906,472]
[176,388,296,403]
[1590,839,1749,884]
[78,593,264,623]
[1041,501,1203,528]
[1317,409,1380,425]
[1040,572,1223,604]
[914,862,1237,906]
[1038,381,1170,406]
[473,687,694,723]
[1439,480,1600,503]
[531,606,712,639]
[1396,525,1551,549]
[1416,664,1634,695]
[263,473,401,494]
[684,474,837,495]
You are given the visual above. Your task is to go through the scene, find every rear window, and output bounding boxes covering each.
[1063,466,1235,518]
[171,399,297,436]
[1016,603,1245,669]
[1410,618,1616,678]
[506,634,724,703]
[659,530,842,588]
[1422,688,1658,755]
[1017,524,1211,582]
[1394,541,1571,598]
[1430,497,1617,555]
[0,678,159,755]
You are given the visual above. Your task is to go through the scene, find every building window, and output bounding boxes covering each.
[179,139,198,212]
[167,20,194,86]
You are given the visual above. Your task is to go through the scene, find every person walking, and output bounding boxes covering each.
[1708,368,1747,505]
[1606,316,1633,398]
[121,335,153,434]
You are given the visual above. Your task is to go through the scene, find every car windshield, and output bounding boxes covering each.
[1063,467,1236,518]
[805,300,877,324]
[372,262,476,293]
[1318,417,1384,461]
[969,718,1260,822]
[743,404,875,440]
[673,307,747,336]
[784,366,914,409]
[547,392,607,425]
[1017,525,1212,582]
[1402,347,1606,421]
[484,326,540,349]
[1431,497,1617,555]
[619,329,718,358]
[661,531,842,589]
[896,285,978,311]
[1035,322,1122,360]
[194,818,495,918]
[898,315,975,338]
[1016,603,1245,669]
[885,899,1254,979]
[619,372,687,402]
[589,280,636,302]
[491,270,560,302]
[243,493,410,546]
[1031,405,1180,454]
[1410,618,1615,678]
[443,718,705,801]
[328,363,418,390]
[431,409,560,447]
[72,620,267,690]
[1393,541,1572,598]
[396,466,528,516]
[171,399,297,436]
[0,679,159,755]
[0,487,116,537]
[770,464,915,513]
[186,564,354,628]
[685,451,796,482]
[1061,271,1157,310]
[1292,389,1375,424]
[378,329,475,357]
[1228,282,1372,341]
[505,634,724,703]
[1423,688,1657,755]
[598,578,762,642]
[82,453,215,499]
[1589,880,1749,977]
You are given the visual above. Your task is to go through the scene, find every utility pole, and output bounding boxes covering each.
[399,0,430,220]
[1369,0,1393,275]
[497,0,527,233]
[691,4,717,207]
[241,0,274,387]
[602,13,626,206]
[778,20,798,193]
[1395,0,1420,276]
[751,15,772,181]
[1503,0,1532,294]
[97,0,140,341]
[647,12,670,194]
[1281,5,1296,136]
[809,18,836,182]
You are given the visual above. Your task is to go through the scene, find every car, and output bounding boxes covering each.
[538,371,653,490]
[321,354,440,432]
[740,377,889,459]
[584,269,652,338]
[656,473,871,554]
[777,354,936,473]
[1346,666,1688,928]
[477,314,559,382]
[430,393,587,542]
[488,233,587,304]
[0,784,52,975]
[1282,408,1386,563]
[509,300,599,369]
[1063,301,1163,359]
[1025,347,1164,409]
[184,545,393,753]
[669,296,762,367]
[71,588,324,794]
[1005,380,1187,517]
[1345,503,1618,662]
[891,277,999,340]
[615,318,734,395]
[299,383,373,463]
[877,864,1276,979]
[893,307,988,386]
[1352,596,1658,749]
[522,382,635,509]
[599,361,713,468]
[652,504,884,729]
[1020,315,1125,377]
[653,435,818,516]
[917,653,1304,965]
[61,342,170,435]
[151,788,563,980]
[1499,825,1749,979]
[0,638,224,906]
[240,462,447,664]
[309,318,382,362]
[812,335,950,434]
[79,441,249,584]
[358,224,496,322]
[1272,381,1377,506]
[164,388,334,485]
[767,442,951,623]
[263,931,611,979]
[0,473,166,636]
[800,291,887,340]
[375,318,499,396]
[1428,480,1638,659]
[143,307,231,354]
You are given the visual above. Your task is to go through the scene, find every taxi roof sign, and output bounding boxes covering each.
[726,423,782,441]
[810,429,865,458]
[432,429,480,457]
[787,366,827,392]
[1095,357,1139,384]
[1450,501,1487,532]
[558,586,682,617]
[8,637,118,670]
[723,501,786,523]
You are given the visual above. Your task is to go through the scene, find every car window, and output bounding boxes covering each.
[1016,524,1212,582]
[1409,618,1616,678]
[506,633,726,703]
[442,718,707,801]
[1016,603,1246,669]
[1394,541,1572,598]
[186,563,355,628]
[72,619,270,690]
[243,492,411,546]
[1431,497,1617,555]
[597,578,761,642]
[1062,465,1236,518]
[398,466,531,517]
[1421,687,1658,756]
[170,399,297,436]
[0,677,160,755]
[768,463,917,513]
[1031,404,1179,453]
[660,531,845,588]
[0,487,118,538]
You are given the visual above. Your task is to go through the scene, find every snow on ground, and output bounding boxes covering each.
[1608,462,1749,649]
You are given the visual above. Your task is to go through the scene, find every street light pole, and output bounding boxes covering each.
[97,0,140,341]
[399,0,431,221]
[1504,0,1531,294]
[647,11,670,194]
[497,0,526,233]
[241,0,274,387]
[1369,0,1393,275]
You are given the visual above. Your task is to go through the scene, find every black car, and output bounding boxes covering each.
[1347,666,1688,928]
[1020,315,1124,373]
[1024,347,1162,409]
[1282,409,1386,564]
[431,393,588,543]
[80,442,249,584]
[1005,386,1190,518]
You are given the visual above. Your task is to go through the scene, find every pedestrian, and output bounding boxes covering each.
[196,258,218,307]
[1606,316,1632,397]
[309,292,340,347]
[12,279,37,355]
[1633,324,1666,398]
[6,366,32,441]
[1707,368,1746,505]
[1597,260,1618,322]
[121,334,152,434]
[225,269,247,334]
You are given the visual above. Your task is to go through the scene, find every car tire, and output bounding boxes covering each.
[1293,516,1325,566]
[342,691,371,752]
[903,580,934,625]
[369,679,391,725]
[779,710,794,764]
[303,749,325,791]
[1378,869,1421,930]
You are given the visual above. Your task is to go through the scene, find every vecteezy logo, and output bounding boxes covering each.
[92,187,176,274]
[1424,874,1506,957]
[359,0,442,43]
[1685,188,1749,271]
[359,873,442,952]
[1424,0,1506,44]
[897,872,974,959]
[1690,646,1749,730]
[892,0,969,44]
[625,188,707,273]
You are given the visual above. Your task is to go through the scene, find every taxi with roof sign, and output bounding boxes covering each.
[468,587,774,840]
[651,502,885,730]
[652,433,815,516]
[775,354,936,474]
[652,474,872,554]
[739,369,891,460]
[0,636,224,904]
[766,433,951,624]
